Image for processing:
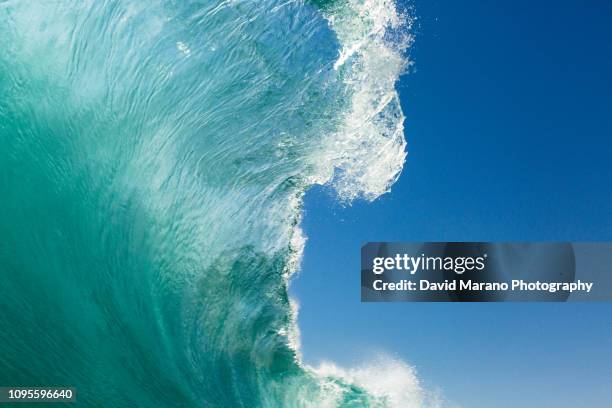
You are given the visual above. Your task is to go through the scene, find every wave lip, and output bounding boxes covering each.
[312,0,413,201]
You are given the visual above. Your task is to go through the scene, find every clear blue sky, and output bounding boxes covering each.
[291,1,612,407]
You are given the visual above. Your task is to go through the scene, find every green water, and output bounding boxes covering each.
[0,1,410,406]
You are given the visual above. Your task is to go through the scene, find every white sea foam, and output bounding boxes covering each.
[314,0,413,201]
[305,355,451,408]
[314,357,424,408]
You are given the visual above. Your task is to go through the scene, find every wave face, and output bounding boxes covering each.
[0,1,412,406]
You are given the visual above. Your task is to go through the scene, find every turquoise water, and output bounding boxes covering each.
[0,1,411,406]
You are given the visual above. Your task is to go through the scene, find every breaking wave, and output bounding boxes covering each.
[0,0,432,406]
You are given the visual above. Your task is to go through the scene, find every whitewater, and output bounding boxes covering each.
[0,0,439,406]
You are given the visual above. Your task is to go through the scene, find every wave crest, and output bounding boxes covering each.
[313,0,413,201]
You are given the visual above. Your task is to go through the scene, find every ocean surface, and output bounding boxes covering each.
[0,1,415,406]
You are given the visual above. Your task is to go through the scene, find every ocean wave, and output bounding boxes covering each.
[0,1,425,406]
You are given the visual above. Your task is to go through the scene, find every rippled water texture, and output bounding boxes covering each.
[0,1,412,406]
